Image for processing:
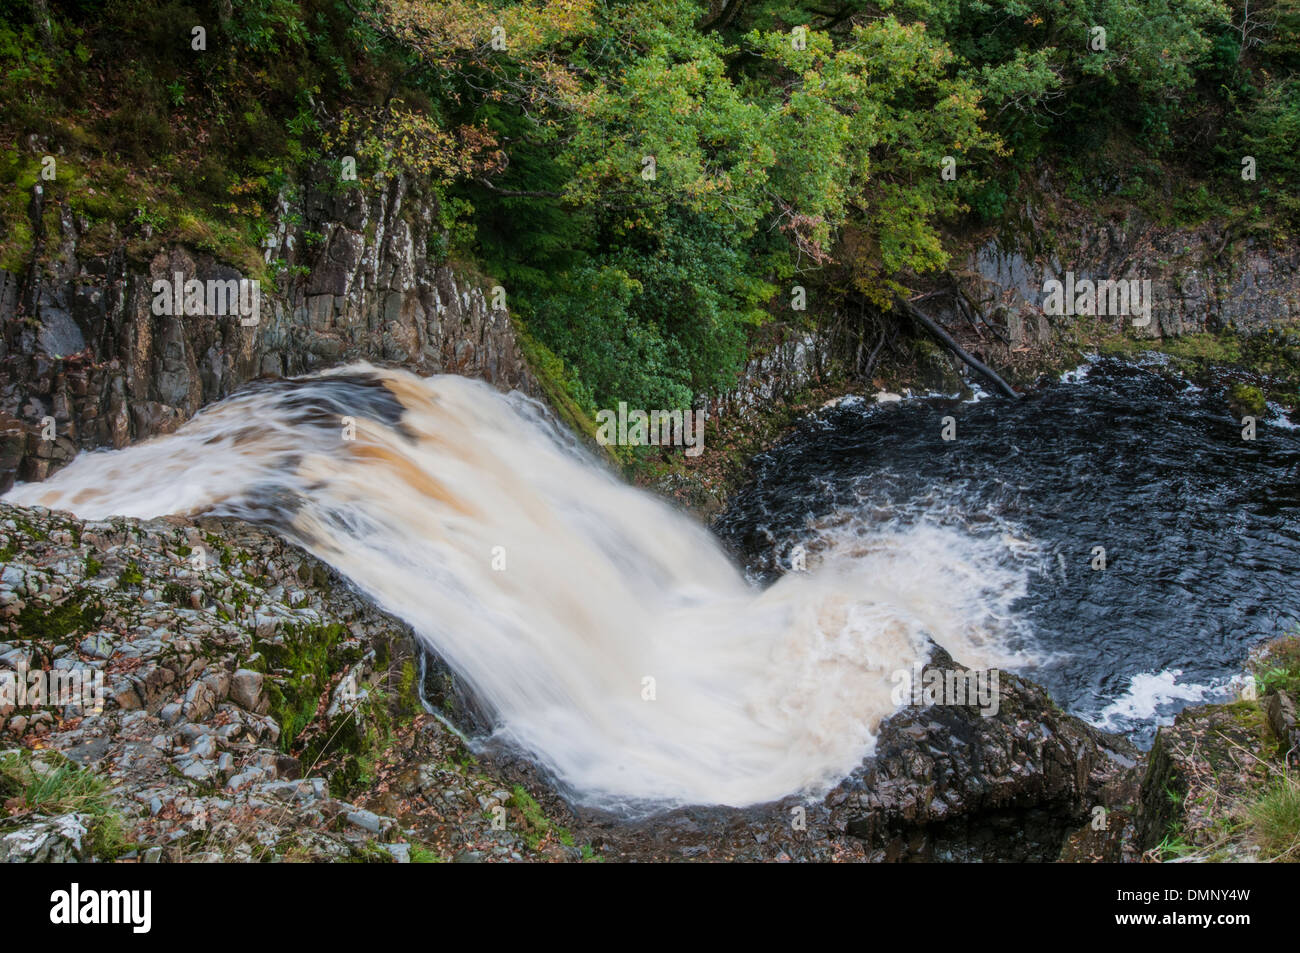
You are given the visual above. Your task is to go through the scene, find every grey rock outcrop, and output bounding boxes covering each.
[0,172,534,491]
[0,501,579,863]
[831,647,1140,861]
[947,209,1300,354]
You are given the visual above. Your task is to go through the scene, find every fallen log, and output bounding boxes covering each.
[894,296,1020,399]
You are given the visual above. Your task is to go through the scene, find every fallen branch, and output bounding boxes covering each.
[894,297,1020,399]
[476,177,563,199]
[950,277,1012,346]
[862,328,887,381]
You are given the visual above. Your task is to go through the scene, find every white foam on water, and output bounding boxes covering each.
[1094,668,1232,731]
[1059,356,1098,383]
[1265,401,1298,430]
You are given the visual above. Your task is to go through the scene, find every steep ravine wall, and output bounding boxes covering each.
[0,174,534,491]
[938,210,1300,364]
[720,213,1300,414]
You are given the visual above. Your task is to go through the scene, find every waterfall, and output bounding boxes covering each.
[5,364,1032,809]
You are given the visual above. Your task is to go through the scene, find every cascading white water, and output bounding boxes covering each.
[5,364,1036,809]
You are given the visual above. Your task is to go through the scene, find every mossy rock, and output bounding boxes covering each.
[14,593,105,643]
[1229,382,1267,418]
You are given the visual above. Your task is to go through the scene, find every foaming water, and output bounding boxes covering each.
[716,357,1300,744]
[4,364,1031,810]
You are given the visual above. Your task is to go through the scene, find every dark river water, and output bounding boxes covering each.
[715,357,1300,744]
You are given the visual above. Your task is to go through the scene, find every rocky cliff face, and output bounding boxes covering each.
[700,211,1300,425]
[0,502,586,863]
[944,209,1300,358]
[704,325,833,420]
[0,173,533,491]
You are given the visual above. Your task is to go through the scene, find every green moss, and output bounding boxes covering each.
[160,581,191,604]
[200,534,236,569]
[0,151,38,272]
[398,660,417,699]
[14,593,104,642]
[507,785,550,850]
[1230,383,1267,417]
[327,719,393,798]
[1097,329,1242,365]
[409,843,446,863]
[1096,326,1300,413]
[11,516,47,541]
[348,839,395,864]
[395,659,422,721]
[507,784,577,851]
[1223,699,1269,734]
[256,621,359,752]
[514,327,604,454]
[116,561,144,587]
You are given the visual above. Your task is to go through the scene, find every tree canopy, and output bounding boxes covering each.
[1,0,1294,414]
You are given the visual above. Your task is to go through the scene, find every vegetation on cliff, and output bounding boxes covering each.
[2,0,1296,420]
[1136,636,1300,862]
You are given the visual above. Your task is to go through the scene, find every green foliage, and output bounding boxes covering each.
[506,784,575,850]
[1254,634,1300,696]
[2,0,1296,421]
[1230,382,1267,416]
[460,1,1001,404]
[409,843,446,863]
[116,561,144,588]
[527,210,768,413]
[0,0,370,269]
[1240,77,1300,219]
[1246,774,1300,861]
[0,751,130,859]
[1155,828,1198,858]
